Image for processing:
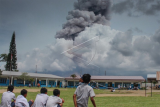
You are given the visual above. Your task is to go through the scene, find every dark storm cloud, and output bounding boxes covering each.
[111,0,134,14]
[110,30,133,56]
[152,28,160,44]
[55,0,111,40]
[133,28,160,65]
[112,0,160,16]
[134,27,143,33]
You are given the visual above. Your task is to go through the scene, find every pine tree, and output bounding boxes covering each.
[5,32,17,71]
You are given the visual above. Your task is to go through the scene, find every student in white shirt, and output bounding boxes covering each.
[130,85,131,90]
[29,84,31,87]
[15,89,34,107]
[46,89,64,107]
[73,74,96,107]
[32,87,49,107]
[0,85,16,107]
[118,84,120,89]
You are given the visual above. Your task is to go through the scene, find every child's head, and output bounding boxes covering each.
[53,89,60,97]
[7,85,14,92]
[40,87,47,94]
[21,89,27,98]
[82,74,91,83]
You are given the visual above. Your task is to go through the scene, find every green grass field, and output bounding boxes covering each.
[0,87,160,107]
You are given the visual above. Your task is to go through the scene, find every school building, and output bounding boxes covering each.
[0,71,64,87]
[65,75,145,89]
[0,71,145,89]
[146,71,160,83]
[147,74,156,83]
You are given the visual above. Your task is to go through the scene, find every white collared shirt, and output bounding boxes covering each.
[0,91,16,107]
[74,83,95,107]
[32,93,49,107]
[15,95,29,107]
[46,96,62,107]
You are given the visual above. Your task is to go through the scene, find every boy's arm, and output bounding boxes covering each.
[73,94,77,107]
[90,97,96,107]
[61,98,64,103]
[12,94,16,101]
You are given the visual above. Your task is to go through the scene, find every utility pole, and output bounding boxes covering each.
[10,52,12,71]
[151,80,152,97]
[145,79,146,97]
[36,65,37,73]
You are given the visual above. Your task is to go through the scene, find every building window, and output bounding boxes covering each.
[0,78,7,83]
[115,82,122,87]
[49,80,55,86]
[68,81,74,86]
[25,80,29,84]
[41,80,46,85]
[90,82,96,87]
[134,83,138,87]
[98,82,105,87]
[123,82,131,88]
[17,79,24,84]
[75,81,79,86]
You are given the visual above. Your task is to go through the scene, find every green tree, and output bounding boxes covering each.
[0,69,2,77]
[153,80,158,86]
[18,73,30,86]
[5,32,17,71]
[70,74,77,79]
[0,54,8,62]
[28,78,35,86]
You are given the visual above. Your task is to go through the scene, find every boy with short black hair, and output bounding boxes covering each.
[46,89,64,107]
[73,74,96,107]
[15,89,34,107]
[0,85,16,107]
[32,87,49,107]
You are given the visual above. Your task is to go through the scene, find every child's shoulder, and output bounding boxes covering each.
[84,85,94,91]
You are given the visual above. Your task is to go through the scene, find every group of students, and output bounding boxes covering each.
[0,74,96,107]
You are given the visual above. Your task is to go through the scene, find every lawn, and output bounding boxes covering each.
[0,87,160,107]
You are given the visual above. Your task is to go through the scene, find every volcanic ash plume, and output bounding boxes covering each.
[55,0,111,41]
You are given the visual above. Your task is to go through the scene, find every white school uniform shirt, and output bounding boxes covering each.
[32,93,49,107]
[74,83,95,107]
[118,85,120,89]
[0,91,16,107]
[15,95,29,107]
[46,96,62,107]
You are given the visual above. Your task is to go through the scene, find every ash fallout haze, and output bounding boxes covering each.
[0,0,160,78]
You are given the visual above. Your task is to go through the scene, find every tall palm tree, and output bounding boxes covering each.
[70,74,77,79]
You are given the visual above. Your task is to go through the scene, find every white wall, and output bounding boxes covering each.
[142,83,155,87]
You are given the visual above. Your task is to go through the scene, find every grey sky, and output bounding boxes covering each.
[0,0,160,77]
[0,0,75,53]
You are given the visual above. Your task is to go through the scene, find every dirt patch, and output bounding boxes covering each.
[96,94,146,97]
[0,88,68,94]
[96,89,157,97]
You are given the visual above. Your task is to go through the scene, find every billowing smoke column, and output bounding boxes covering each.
[55,0,111,41]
